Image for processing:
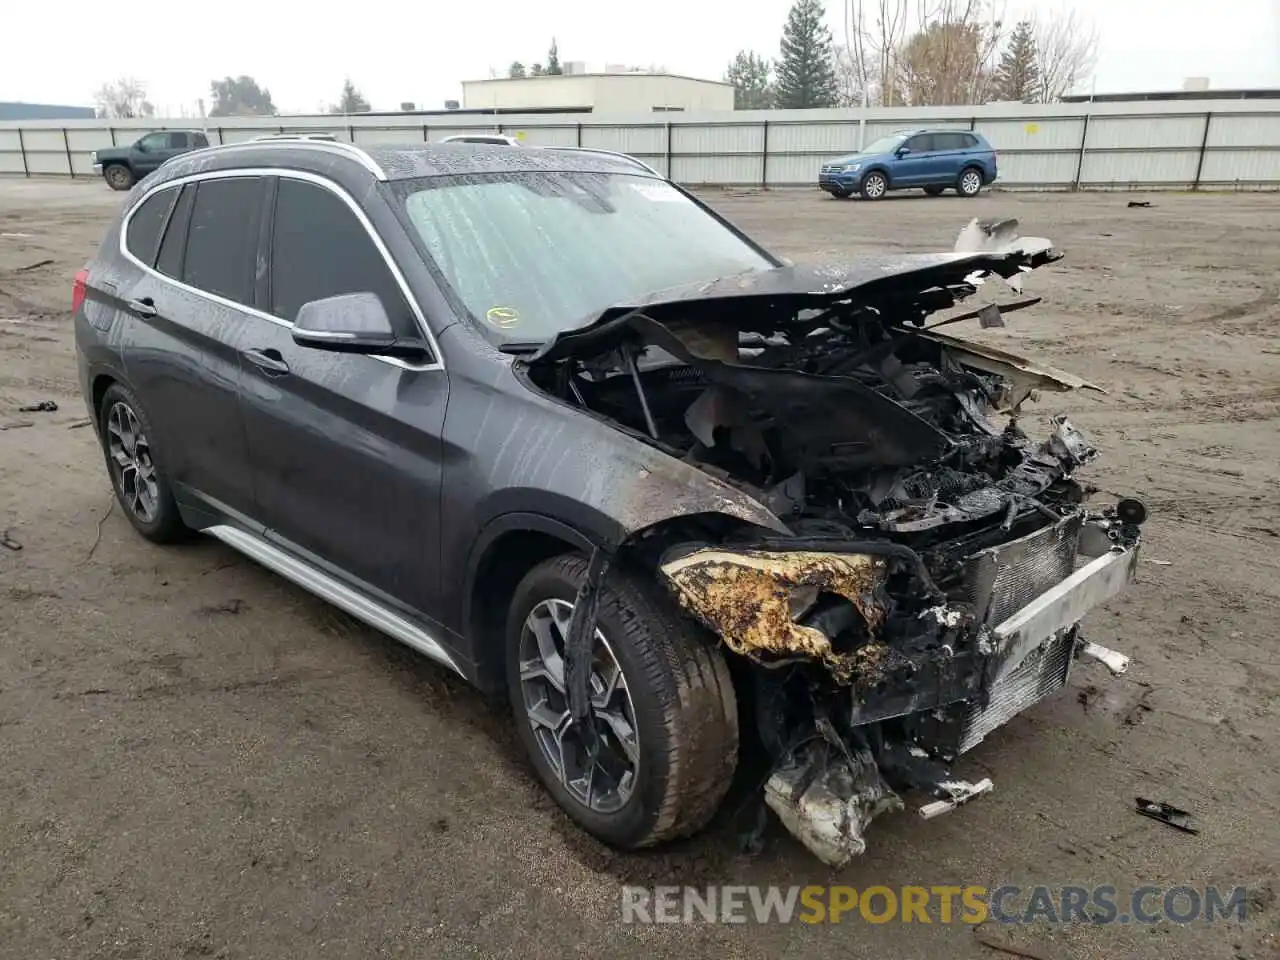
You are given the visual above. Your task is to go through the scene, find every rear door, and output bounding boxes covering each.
[236,174,450,618]
[117,175,264,521]
[928,132,970,181]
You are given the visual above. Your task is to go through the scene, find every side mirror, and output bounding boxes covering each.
[134,141,149,153]
[292,292,431,360]
[895,147,911,157]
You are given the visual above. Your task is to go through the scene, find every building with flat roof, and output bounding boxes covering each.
[0,101,96,121]
[461,73,734,114]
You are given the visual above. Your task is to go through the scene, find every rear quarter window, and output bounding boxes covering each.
[124,187,178,267]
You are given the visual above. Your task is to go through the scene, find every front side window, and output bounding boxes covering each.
[124,187,177,266]
[905,134,935,153]
[269,178,417,338]
[181,178,263,305]
[395,172,772,343]
[136,133,170,152]
[860,134,907,155]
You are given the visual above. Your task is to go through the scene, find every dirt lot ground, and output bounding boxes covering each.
[1,177,1277,960]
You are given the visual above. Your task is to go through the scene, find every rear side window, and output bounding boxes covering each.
[124,188,177,267]
[932,133,967,151]
[182,178,263,305]
[156,185,194,279]
[192,133,209,148]
[269,177,417,338]
[962,134,981,149]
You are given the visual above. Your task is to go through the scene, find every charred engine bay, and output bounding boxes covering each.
[523,247,1097,678]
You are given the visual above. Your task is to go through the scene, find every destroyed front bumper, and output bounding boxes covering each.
[662,512,1144,867]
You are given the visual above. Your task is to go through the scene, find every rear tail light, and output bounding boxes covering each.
[72,267,89,315]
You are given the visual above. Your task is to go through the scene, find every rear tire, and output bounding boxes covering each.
[923,185,946,197]
[104,164,134,191]
[860,170,889,201]
[97,383,188,543]
[957,166,984,197]
[505,554,739,849]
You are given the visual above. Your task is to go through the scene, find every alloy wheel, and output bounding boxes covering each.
[961,170,982,195]
[106,401,159,523]
[518,598,640,813]
[864,174,886,199]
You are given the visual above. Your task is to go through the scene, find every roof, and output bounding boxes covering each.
[148,138,655,190]
[0,101,96,121]
[462,72,733,89]
[1060,87,1280,103]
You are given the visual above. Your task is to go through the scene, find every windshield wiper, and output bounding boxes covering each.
[498,340,547,356]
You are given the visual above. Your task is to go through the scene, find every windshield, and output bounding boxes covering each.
[394,172,774,342]
[859,134,907,155]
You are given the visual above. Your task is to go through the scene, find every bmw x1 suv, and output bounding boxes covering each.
[74,138,1144,866]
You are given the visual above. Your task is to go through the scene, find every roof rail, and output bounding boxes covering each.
[540,145,661,177]
[186,137,387,179]
[253,132,340,142]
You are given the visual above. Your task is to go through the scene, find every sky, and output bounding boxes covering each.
[2,0,1278,114]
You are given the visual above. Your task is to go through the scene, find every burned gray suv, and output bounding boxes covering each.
[73,139,1145,865]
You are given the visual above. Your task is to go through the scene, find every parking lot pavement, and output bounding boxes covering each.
[1,176,1277,959]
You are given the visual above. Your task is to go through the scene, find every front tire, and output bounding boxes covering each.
[506,554,739,849]
[103,164,135,191]
[98,383,187,542]
[860,170,888,200]
[957,166,984,197]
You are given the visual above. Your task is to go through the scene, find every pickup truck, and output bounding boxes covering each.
[91,130,210,190]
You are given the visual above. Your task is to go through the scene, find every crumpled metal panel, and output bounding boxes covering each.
[964,514,1083,626]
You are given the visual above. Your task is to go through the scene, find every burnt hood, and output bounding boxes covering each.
[528,243,1061,366]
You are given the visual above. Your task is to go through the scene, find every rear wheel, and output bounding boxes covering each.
[98,383,187,542]
[506,554,739,849]
[957,166,984,197]
[103,164,134,191]
[860,170,889,201]
[923,185,946,197]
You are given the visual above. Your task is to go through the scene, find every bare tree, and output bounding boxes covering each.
[892,0,1006,105]
[1030,6,1099,101]
[842,0,910,106]
[94,77,155,119]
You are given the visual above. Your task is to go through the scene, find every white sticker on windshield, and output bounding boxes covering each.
[629,181,689,203]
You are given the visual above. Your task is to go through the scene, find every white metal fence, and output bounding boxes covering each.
[3,99,1280,190]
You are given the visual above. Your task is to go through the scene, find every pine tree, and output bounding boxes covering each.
[993,20,1040,102]
[547,39,563,75]
[725,51,774,109]
[774,0,839,109]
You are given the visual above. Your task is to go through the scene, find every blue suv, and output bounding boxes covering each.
[819,129,998,200]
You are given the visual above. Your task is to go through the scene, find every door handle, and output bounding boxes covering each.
[127,297,157,318]
[243,347,290,375]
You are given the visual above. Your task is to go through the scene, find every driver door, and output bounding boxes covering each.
[893,133,936,185]
[131,132,187,176]
[235,174,451,620]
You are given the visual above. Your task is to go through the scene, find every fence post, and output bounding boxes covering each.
[348,124,356,143]
[576,122,582,147]
[422,123,429,142]
[62,128,75,178]
[109,127,117,146]
[1072,114,1091,191]
[969,116,976,130]
[761,120,769,189]
[665,121,673,179]
[17,128,29,177]
[216,126,224,145]
[1193,112,1212,190]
